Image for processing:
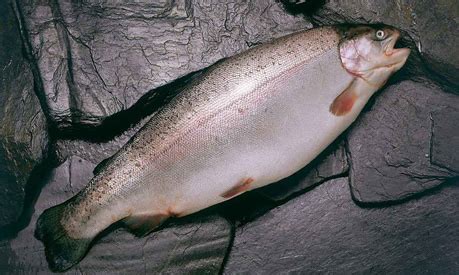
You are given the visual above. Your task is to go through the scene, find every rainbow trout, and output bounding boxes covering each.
[36,24,410,271]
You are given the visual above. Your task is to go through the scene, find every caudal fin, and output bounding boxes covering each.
[35,203,92,272]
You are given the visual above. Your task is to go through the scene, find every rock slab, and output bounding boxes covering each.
[224,178,459,274]
[347,80,458,203]
[0,2,48,227]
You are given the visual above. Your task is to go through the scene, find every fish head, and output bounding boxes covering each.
[338,25,411,89]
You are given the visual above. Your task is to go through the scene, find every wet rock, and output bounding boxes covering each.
[0,3,48,227]
[257,141,348,201]
[0,156,231,274]
[224,178,459,274]
[307,0,459,88]
[16,0,310,129]
[347,80,458,203]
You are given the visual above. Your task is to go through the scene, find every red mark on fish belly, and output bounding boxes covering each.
[220,178,254,199]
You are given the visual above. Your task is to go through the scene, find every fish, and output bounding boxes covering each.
[35,24,410,271]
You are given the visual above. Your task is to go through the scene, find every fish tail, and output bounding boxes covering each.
[35,202,92,272]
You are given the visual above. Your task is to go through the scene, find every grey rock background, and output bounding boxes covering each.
[0,0,458,273]
[347,80,458,203]
[0,1,48,227]
[225,178,459,274]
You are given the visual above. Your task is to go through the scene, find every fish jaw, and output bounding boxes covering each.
[385,47,411,71]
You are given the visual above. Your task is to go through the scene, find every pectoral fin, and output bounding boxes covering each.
[123,214,169,237]
[330,81,359,116]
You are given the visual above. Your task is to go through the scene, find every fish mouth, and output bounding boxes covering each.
[383,30,410,57]
[382,30,411,69]
[384,30,401,56]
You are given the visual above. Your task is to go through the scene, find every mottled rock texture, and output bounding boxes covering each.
[224,178,459,274]
[16,0,309,129]
[0,156,232,274]
[347,80,458,203]
[0,2,48,227]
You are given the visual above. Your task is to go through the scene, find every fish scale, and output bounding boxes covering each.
[61,27,341,237]
[35,24,410,272]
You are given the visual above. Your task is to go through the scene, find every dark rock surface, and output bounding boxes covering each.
[308,0,459,89]
[430,106,459,172]
[224,178,459,274]
[0,156,232,274]
[0,2,48,227]
[16,0,309,128]
[347,80,458,203]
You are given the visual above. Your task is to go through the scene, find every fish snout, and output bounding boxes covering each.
[382,29,411,71]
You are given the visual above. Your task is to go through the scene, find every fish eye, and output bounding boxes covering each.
[375,30,385,40]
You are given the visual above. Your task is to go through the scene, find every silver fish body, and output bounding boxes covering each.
[35,25,410,272]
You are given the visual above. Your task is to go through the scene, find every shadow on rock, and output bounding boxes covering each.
[53,69,206,143]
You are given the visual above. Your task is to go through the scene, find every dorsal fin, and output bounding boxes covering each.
[93,156,112,175]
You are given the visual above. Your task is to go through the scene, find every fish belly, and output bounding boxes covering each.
[128,48,355,218]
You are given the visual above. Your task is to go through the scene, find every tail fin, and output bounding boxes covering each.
[35,203,92,272]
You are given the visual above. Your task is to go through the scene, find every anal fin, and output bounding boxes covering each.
[123,213,169,237]
[330,80,359,116]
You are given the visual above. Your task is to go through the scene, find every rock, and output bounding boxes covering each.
[0,156,232,273]
[0,3,48,227]
[409,1,459,88]
[307,0,459,89]
[347,80,458,203]
[224,178,459,274]
[257,140,348,201]
[430,107,459,172]
[16,0,310,129]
